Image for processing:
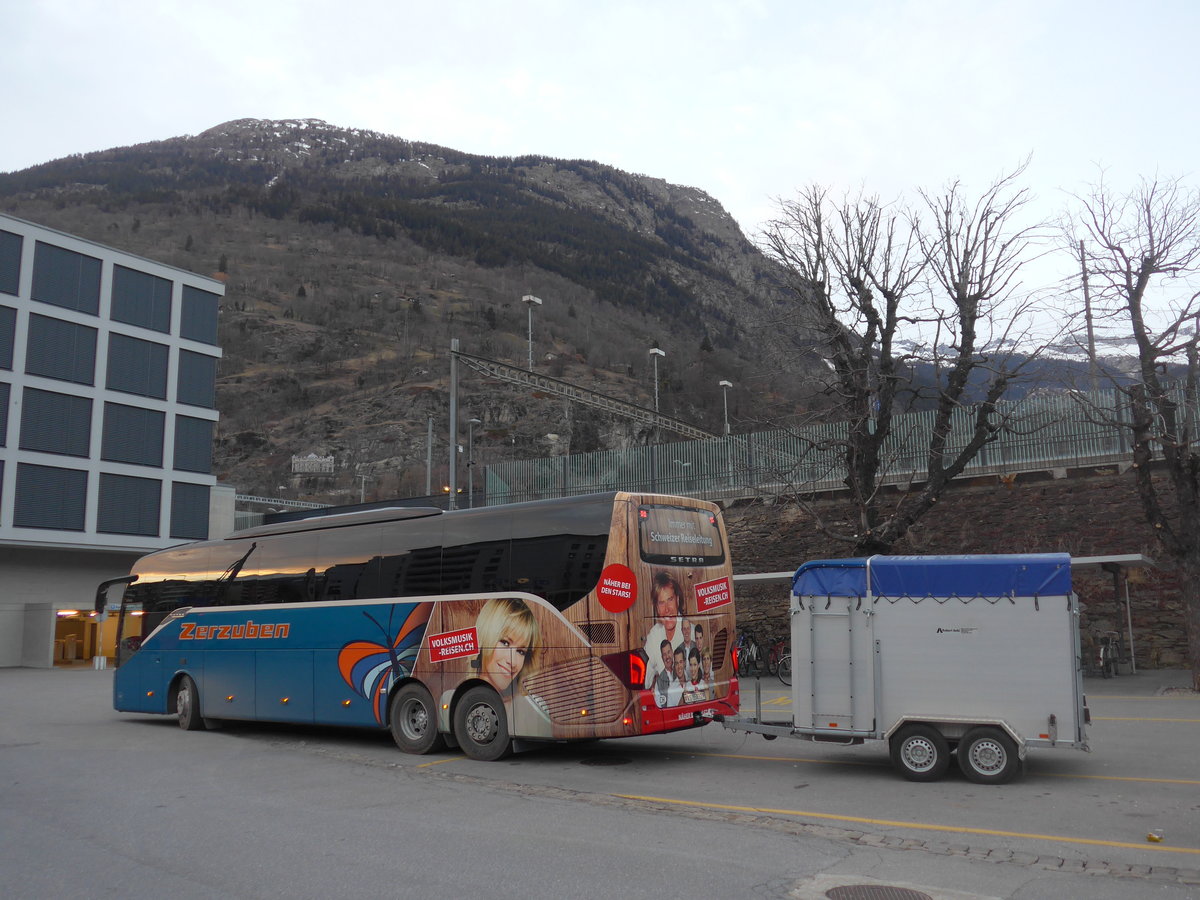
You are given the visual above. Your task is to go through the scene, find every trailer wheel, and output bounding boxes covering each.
[890,723,950,782]
[958,727,1020,784]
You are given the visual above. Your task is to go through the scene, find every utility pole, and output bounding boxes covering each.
[425,416,433,497]
[522,294,542,371]
[448,339,459,509]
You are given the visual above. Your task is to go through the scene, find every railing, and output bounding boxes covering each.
[481,387,1196,505]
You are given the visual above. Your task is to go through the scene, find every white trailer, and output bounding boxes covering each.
[722,554,1090,784]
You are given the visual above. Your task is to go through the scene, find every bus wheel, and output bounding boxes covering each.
[176,675,205,731]
[453,685,512,761]
[958,727,1020,785]
[389,683,446,755]
[890,723,948,782]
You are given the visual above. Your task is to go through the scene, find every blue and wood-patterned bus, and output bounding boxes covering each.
[99,491,739,760]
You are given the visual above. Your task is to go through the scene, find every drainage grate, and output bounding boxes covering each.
[826,886,933,900]
[579,756,632,766]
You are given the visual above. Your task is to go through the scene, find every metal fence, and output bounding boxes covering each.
[481,387,1198,505]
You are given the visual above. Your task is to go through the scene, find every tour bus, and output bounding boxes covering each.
[98,491,738,760]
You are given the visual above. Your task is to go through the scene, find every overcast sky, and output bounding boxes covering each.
[3,0,1196,250]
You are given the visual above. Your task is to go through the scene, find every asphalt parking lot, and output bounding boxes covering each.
[3,663,1198,899]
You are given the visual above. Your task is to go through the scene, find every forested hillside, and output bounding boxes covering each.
[0,119,826,502]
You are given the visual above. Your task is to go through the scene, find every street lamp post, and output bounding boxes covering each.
[522,294,542,371]
[467,417,481,508]
[719,380,733,436]
[649,347,666,412]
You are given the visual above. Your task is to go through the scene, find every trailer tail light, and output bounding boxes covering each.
[601,651,646,690]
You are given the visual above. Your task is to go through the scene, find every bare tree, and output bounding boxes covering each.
[1070,173,1200,689]
[761,164,1045,554]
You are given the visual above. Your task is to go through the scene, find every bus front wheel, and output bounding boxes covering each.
[176,675,205,731]
[453,685,512,761]
[389,683,446,755]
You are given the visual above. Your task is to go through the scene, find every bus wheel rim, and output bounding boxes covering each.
[177,684,191,721]
[465,702,499,744]
[401,698,430,739]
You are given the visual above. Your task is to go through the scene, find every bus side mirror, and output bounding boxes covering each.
[95,575,138,615]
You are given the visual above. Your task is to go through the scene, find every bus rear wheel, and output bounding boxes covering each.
[176,675,205,731]
[453,685,512,761]
[389,683,446,755]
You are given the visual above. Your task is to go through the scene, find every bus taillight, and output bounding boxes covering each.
[601,650,646,689]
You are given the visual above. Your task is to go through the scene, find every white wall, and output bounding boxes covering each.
[0,547,141,667]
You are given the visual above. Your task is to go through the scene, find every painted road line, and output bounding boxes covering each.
[416,755,466,768]
[615,793,1200,856]
[689,750,1200,785]
[1087,694,1198,700]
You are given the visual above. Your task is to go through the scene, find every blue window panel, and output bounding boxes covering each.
[26,314,97,385]
[181,285,219,344]
[31,241,101,314]
[19,387,92,457]
[0,382,9,446]
[106,332,168,399]
[14,463,87,530]
[177,350,217,408]
[102,402,164,467]
[173,415,213,473]
[97,473,161,536]
[170,481,210,539]
[0,230,21,296]
[112,265,172,333]
[0,305,15,369]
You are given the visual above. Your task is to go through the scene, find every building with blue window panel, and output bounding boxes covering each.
[0,213,232,667]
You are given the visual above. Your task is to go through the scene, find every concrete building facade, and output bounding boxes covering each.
[0,212,228,667]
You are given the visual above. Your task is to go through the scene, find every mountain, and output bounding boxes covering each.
[0,118,827,502]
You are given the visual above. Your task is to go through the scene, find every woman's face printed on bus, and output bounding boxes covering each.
[481,627,530,693]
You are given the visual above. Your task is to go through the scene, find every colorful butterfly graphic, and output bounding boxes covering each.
[338,603,432,723]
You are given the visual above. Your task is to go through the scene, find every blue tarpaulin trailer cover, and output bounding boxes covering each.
[791,553,1072,599]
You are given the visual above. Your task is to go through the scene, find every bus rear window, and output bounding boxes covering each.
[637,505,725,566]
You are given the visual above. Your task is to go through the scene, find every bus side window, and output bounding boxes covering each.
[508,534,608,611]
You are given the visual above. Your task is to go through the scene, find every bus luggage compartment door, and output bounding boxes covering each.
[255,650,314,722]
[202,651,255,720]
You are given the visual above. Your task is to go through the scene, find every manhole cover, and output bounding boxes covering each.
[826,886,932,900]
[579,756,632,766]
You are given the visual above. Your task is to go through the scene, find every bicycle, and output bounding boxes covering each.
[1097,630,1126,678]
[777,653,792,686]
[765,634,787,676]
[736,630,762,677]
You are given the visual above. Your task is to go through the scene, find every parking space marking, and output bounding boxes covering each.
[417,755,466,768]
[616,793,1200,856]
